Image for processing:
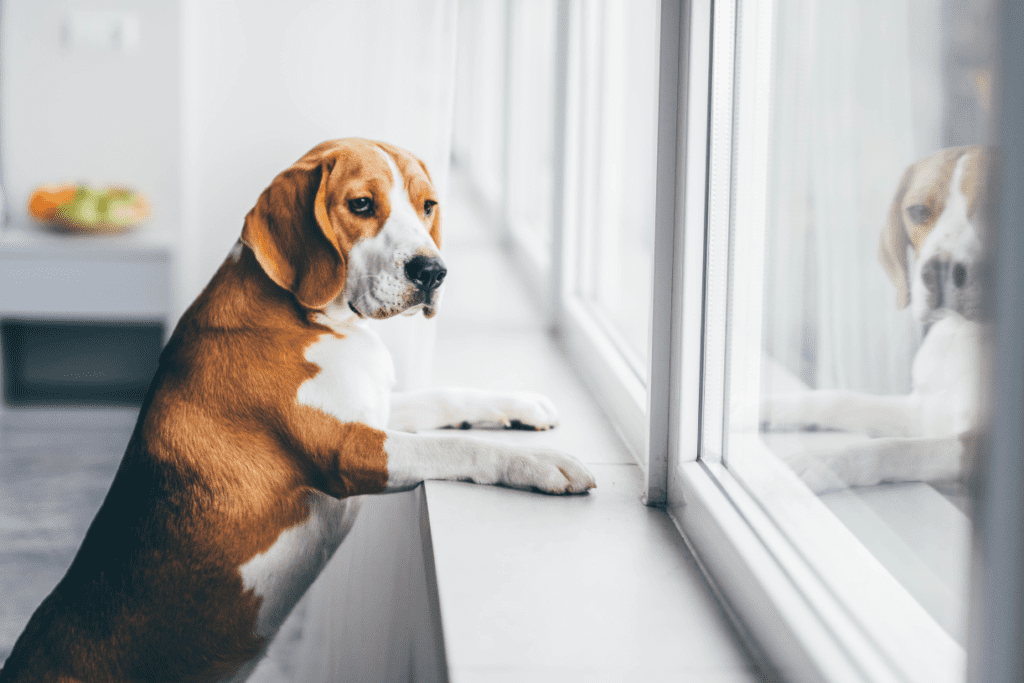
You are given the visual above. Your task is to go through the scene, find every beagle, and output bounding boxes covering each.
[763,146,988,492]
[0,139,595,683]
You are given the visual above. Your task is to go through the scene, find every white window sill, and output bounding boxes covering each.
[417,178,760,681]
[422,455,759,682]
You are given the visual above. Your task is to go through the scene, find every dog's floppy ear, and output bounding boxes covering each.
[878,164,914,309]
[241,157,345,310]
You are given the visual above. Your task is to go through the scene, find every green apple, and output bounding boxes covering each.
[55,187,102,227]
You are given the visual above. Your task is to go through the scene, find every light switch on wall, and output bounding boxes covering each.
[61,10,140,54]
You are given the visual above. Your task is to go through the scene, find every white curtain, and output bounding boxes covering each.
[761,0,943,395]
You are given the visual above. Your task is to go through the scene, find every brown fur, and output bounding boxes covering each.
[0,139,433,683]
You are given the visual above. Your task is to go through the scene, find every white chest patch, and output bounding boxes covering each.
[910,312,981,436]
[238,493,362,638]
[295,313,395,429]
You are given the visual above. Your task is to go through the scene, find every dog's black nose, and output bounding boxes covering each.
[952,262,967,288]
[405,255,447,293]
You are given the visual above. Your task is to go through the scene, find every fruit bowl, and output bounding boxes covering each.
[28,184,150,234]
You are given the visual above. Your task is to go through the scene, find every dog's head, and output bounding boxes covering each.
[879,145,989,325]
[241,138,445,319]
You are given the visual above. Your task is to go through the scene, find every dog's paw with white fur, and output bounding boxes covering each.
[467,391,560,431]
[501,447,596,494]
[390,388,561,433]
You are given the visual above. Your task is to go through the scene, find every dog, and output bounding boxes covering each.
[762,146,988,492]
[0,139,596,683]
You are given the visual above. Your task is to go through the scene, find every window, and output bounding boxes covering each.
[452,1,508,212]
[454,0,1016,679]
[565,0,660,370]
[674,0,995,679]
[559,0,662,457]
[506,0,559,269]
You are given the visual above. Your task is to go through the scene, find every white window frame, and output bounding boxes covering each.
[660,0,967,681]
[557,0,655,463]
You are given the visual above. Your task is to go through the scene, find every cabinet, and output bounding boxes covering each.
[0,222,174,407]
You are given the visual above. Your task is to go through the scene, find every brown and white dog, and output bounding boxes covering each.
[763,146,989,492]
[0,139,595,683]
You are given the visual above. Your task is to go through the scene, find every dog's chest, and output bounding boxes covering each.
[912,313,981,435]
[296,320,395,429]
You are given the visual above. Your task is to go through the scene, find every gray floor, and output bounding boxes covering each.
[0,404,318,679]
[0,408,136,663]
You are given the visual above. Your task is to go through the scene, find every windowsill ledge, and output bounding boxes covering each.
[423,466,758,682]
[416,174,760,682]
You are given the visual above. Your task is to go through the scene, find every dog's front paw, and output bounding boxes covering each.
[470,391,560,431]
[503,448,596,494]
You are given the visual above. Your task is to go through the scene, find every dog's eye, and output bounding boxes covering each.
[348,197,374,216]
[906,203,932,224]
[424,200,437,216]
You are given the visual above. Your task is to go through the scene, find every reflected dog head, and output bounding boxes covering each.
[879,146,989,326]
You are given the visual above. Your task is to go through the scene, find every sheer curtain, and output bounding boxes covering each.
[761,0,943,395]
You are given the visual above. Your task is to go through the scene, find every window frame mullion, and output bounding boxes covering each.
[644,0,688,505]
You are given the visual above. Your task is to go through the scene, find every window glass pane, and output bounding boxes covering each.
[571,0,659,373]
[507,0,558,264]
[724,0,995,651]
[453,1,508,209]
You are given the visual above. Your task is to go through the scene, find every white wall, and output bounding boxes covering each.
[2,0,458,388]
[1,0,182,242]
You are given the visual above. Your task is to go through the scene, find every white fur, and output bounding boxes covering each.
[389,388,560,432]
[382,431,594,494]
[295,310,395,429]
[764,312,980,492]
[238,494,362,638]
[764,313,979,440]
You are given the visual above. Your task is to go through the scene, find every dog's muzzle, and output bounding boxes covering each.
[922,254,982,322]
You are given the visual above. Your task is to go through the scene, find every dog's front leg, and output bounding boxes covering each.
[762,390,923,437]
[381,430,595,494]
[389,388,559,432]
[784,433,966,493]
